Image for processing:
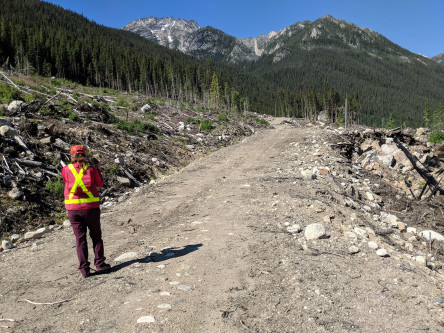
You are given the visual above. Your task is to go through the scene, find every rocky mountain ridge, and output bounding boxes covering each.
[122,15,428,65]
[432,53,444,65]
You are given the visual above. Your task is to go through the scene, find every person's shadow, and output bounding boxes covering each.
[92,243,203,276]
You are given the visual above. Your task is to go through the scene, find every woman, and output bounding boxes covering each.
[62,145,110,278]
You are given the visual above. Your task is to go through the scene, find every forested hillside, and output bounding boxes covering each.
[0,0,278,114]
[246,16,444,128]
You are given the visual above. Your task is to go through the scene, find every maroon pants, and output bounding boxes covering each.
[68,208,106,277]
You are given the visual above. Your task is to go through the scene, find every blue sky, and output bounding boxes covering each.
[45,0,443,57]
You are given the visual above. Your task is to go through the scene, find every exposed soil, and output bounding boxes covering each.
[1,119,443,332]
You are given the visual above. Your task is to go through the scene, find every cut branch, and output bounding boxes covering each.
[24,298,73,305]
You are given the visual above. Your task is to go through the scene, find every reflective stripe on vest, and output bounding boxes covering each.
[64,164,100,205]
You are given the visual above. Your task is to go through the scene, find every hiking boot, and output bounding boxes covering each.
[96,263,111,272]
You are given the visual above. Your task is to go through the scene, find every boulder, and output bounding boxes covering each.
[24,227,49,240]
[116,176,131,186]
[420,230,444,242]
[393,150,413,168]
[0,125,17,138]
[380,144,398,156]
[7,100,24,112]
[140,104,151,113]
[114,252,139,262]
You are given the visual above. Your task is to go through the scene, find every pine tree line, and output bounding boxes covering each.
[0,0,255,113]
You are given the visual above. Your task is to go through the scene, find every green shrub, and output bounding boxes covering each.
[68,112,79,121]
[252,116,269,126]
[108,164,120,175]
[200,119,213,132]
[45,177,64,197]
[144,113,156,121]
[0,82,22,103]
[186,117,200,125]
[115,98,128,107]
[115,119,158,135]
[429,132,444,143]
[218,114,228,122]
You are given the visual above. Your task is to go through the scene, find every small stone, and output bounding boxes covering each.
[376,248,389,257]
[287,224,302,233]
[396,222,406,232]
[319,169,329,175]
[40,137,52,144]
[114,157,125,165]
[380,212,398,225]
[177,285,192,291]
[157,304,172,309]
[10,234,20,243]
[406,227,417,234]
[432,297,444,304]
[415,256,427,265]
[368,241,380,250]
[2,240,12,250]
[348,246,360,254]
[353,227,369,239]
[365,192,375,201]
[63,219,71,227]
[114,252,139,262]
[160,291,171,296]
[404,243,414,252]
[137,315,155,323]
[300,169,313,179]
[304,223,326,240]
[344,231,358,241]
[8,188,24,200]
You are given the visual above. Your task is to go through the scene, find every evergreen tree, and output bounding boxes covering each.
[424,99,431,128]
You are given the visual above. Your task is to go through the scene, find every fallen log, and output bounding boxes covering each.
[0,71,29,94]
[13,135,34,157]
[393,137,444,197]
[123,168,141,186]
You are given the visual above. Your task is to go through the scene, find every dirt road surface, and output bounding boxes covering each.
[1,120,443,332]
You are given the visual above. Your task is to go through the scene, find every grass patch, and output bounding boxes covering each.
[186,117,200,125]
[429,132,444,143]
[144,113,156,121]
[115,98,129,107]
[0,82,22,104]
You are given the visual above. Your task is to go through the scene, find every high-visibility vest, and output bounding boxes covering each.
[64,164,100,205]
